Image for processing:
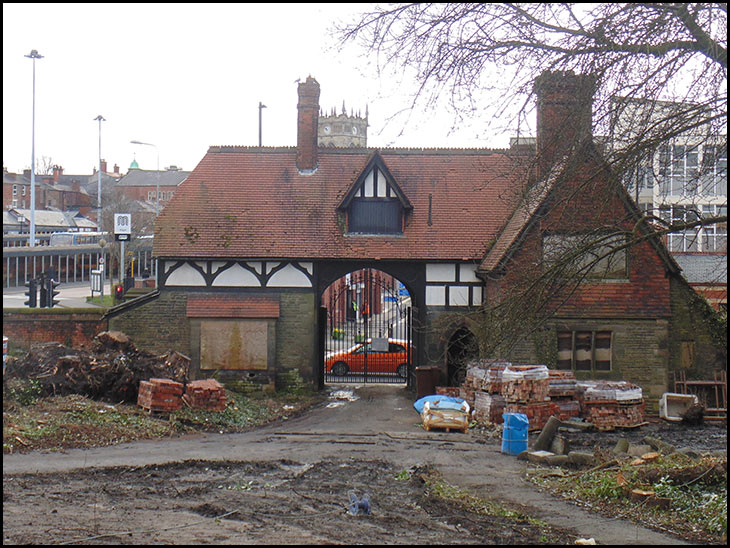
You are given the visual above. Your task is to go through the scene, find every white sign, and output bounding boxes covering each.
[114,213,132,235]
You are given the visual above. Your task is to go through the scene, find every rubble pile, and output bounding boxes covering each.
[4,332,190,403]
[460,360,645,431]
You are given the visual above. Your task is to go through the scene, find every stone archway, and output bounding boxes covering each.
[446,327,479,387]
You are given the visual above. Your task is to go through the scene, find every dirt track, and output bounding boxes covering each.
[4,385,721,545]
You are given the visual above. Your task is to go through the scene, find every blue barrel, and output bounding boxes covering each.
[501,412,529,455]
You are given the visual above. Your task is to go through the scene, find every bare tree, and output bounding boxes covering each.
[338,3,726,220]
[339,3,727,358]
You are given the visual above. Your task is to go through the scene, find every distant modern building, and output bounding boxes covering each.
[609,97,727,253]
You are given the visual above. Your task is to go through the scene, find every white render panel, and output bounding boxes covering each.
[166,263,206,286]
[426,285,446,306]
[267,264,312,287]
[471,286,483,306]
[247,262,263,275]
[212,263,261,287]
[363,170,375,197]
[449,286,470,306]
[426,263,456,282]
[459,264,480,282]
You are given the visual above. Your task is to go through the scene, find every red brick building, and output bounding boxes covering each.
[107,73,725,402]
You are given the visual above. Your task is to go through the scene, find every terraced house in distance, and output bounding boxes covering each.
[106,72,726,407]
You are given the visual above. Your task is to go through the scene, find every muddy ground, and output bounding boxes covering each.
[3,459,581,545]
[2,385,726,545]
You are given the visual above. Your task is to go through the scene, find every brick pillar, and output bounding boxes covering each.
[534,71,596,179]
[297,76,320,172]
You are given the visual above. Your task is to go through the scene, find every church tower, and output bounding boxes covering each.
[318,102,368,148]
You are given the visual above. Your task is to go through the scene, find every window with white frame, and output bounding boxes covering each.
[658,144,700,197]
[701,144,727,197]
[660,205,726,252]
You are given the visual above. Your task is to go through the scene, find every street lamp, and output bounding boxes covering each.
[94,115,105,233]
[130,140,160,215]
[25,49,43,247]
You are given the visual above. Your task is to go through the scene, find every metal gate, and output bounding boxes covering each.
[323,269,412,384]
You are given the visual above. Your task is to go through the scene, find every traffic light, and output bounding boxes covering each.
[24,279,37,308]
[47,278,61,308]
[39,276,48,308]
[115,283,125,301]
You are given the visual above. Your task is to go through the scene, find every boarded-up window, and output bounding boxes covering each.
[557,330,612,372]
[557,332,573,370]
[200,320,268,370]
[594,332,612,371]
[575,332,593,370]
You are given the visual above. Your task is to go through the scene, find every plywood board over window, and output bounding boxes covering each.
[200,320,268,370]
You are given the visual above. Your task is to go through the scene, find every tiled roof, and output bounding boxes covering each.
[116,169,190,188]
[154,147,532,261]
[186,295,280,318]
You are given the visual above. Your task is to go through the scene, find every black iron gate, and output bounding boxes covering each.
[323,269,412,384]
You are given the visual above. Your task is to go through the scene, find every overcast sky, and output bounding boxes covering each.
[3,3,520,176]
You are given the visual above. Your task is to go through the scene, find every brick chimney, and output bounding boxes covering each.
[297,76,320,172]
[100,159,108,174]
[53,165,63,182]
[534,71,596,178]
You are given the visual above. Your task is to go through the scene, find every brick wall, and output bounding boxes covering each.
[3,308,107,352]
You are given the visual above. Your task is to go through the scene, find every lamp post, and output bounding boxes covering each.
[130,140,160,215]
[25,49,43,247]
[94,115,105,233]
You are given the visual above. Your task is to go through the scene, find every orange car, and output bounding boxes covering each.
[326,339,411,377]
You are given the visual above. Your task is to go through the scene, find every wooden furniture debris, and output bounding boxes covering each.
[673,370,727,421]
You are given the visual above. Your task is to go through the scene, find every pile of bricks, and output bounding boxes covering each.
[578,381,645,429]
[460,360,645,431]
[548,370,581,420]
[182,379,228,412]
[137,378,228,413]
[505,401,561,430]
[137,378,184,412]
[502,365,550,404]
[473,391,506,424]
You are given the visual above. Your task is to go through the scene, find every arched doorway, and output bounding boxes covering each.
[446,327,478,387]
[321,268,412,384]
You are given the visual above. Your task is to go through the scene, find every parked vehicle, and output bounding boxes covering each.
[325,339,411,377]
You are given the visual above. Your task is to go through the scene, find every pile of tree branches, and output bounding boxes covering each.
[4,331,190,403]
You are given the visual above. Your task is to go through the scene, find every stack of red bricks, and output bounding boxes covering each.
[462,360,511,420]
[182,379,228,412]
[548,370,581,421]
[473,391,506,424]
[502,365,555,430]
[137,378,184,412]
[578,381,645,430]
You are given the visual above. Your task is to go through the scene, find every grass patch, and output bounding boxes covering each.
[3,384,322,454]
[528,452,727,544]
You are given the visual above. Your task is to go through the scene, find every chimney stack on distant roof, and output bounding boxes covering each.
[534,71,596,178]
[297,76,320,173]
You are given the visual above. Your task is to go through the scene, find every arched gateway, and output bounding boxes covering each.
[106,73,698,405]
